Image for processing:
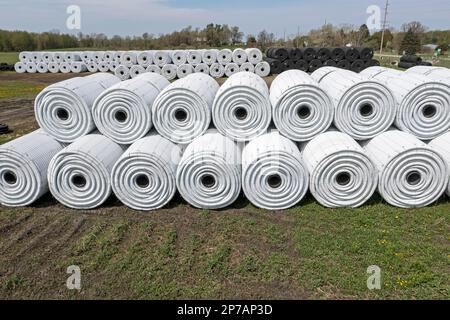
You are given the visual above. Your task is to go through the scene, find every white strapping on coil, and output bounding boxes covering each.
[270,70,334,141]
[35,73,120,143]
[176,130,242,209]
[302,130,378,207]
[48,133,126,209]
[111,133,182,210]
[0,130,64,207]
[212,72,271,141]
[242,131,309,210]
[93,73,170,145]
[363,129,448,208]
[152,73,219,144]
[361,66,450,140]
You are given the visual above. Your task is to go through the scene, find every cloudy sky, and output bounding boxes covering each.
[1,0,449,37]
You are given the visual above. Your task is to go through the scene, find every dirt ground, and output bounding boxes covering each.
[0,71,448,300]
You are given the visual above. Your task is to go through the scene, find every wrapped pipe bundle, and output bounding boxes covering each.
[53,52,64,63]
[92,73,170,145]
[14,62,26,73]
[111,133,182,211]
[217,49,233,65]
[59,62,70,73]
[176,130,242,209]
[130,65,146,78]
[35,73,120,143]
[405,66,450,84]
[97,61,109,72]
[120,51,138,67]
[224,63,239,77]
[171,50,188,66]
[212,72,271,141]
[48,62,59,73]
[194,63,210,75]
[202,49,218,65]
[361,66,450,140]
[37,62,48,73]
[232,48,248,65]
[64,52,81,62]
[428,131,450,196]
[108,61,118,72]
[113,51,123,62]
[176,64,194,79]
[161,64,177,80]
[48,133,125,209]
[0,130,64,207]
[209,63,225,78]
[245,48,263,64]
[26,63,37,73]
[42,52,53,63]
[137,51,153,67]
[146,65,162,74]
[187,50,203,66]
[311,67,396,140]
[152,73,219,144]
[363,130,448,208]
[103,51,114,62]
[114,65,130,81]
[242,131,309,210]
[70,62,87,73]
[92,51,105,63]
[302,130,378,207]
[331,47,345,61]
[254,61,271,77]
[239,62,255,73]
[19,51,31,63]
[81,52,92,63]
[270,70,334,141]
[317,47,331,62]
[86,62,99,73]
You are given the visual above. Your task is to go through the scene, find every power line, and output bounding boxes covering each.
[379,0,389,55]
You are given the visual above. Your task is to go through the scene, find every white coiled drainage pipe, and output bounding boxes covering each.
[152,73,219,144]
[130,65,146,78]
[35,73,120,143]
[146,65,162,74]
[212,72,271,142]
[48,62,59,73]
[176,130,242,209]
[86,62,98,73]
[70,62,87,73]
[218,49,233,65]
[224,63,239,77]
[202,49,218,65]
[137,51,154,68]
[97,61,110,73]
[37,62,48,73]
[363,129,448,208]
[270,70,334,142]
[254,61,270,77]
[194,63,210,75]
[161,64,177,80]
[48,133,125,209]
[187,50,203,66]
[242,131,309,210]
[154,50,172,67]
[239,62,255,73]
[176,64,194,79]
[311,67,396,140]
[114,65,130,80]
[302,130,378,207]
[209,63,225,78]
[245,48,263,64]
[405,66,450,84]
[111,133,182,210]
[428,131,450,196]
[121,51,138,67]
[92,73,170,145]
[26,63,37,73]
[0,130,64,207]
[232,48,248,65]
[361,66,450,140]
[14,62,27,73]
[171,50,188,66]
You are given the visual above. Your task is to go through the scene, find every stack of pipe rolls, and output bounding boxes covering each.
[34,73,120,143]
[92,73,170,145]
[152,73,219,144]
[242,131,309,210]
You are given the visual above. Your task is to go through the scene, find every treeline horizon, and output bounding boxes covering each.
[0,22,449,54]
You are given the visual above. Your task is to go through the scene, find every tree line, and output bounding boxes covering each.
[0,22,448,55]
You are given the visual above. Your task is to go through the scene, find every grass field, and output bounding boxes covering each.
[0,72,449,300]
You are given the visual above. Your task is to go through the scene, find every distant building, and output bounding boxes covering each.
[422,44,439,51]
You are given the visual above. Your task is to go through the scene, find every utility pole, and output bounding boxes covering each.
[379,0,389,55]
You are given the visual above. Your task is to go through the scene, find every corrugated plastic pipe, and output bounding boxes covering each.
[428,131,450,196]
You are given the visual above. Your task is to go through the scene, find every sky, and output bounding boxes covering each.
[1,0,449,38]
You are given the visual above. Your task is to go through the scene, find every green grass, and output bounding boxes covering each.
[0,81,46,99]
[0,52,18,64]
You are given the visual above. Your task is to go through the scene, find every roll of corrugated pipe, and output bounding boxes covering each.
[130,65,146,78]
[270,70,334,141]
[35,73,120,143]
[301,47,316,62]
[0,130,65,207]
[86,62,99,73]
[137,51,153,67]
[239,62,255,73]
[264,58,282,74]
[209,63,225,78]
[337,59,350,70]
[92,73,169,145]
[37,62,48,73]
[311,67,396,140]
[356,47,374,60]
[202,49,219,65]
[14,62,26,73]
[146,65,161,74]
[302,130,378,207]
[103,51,114,62]
[343,47,359,62]
[171,50,188,66]
[245,48,263,64]
[161,64,177,80]
[121,51,138,67]
[350,59,365,72]
[293,59,308,72]
[405,66,450,84]
[42,52,53,63]
[48,62,59,73]
[108,61,118,72]
[26,63,37,73]
[232,48,248,65]
[254,61,271,77]
[428,131,450,196]
[59,62,71,73]
[53,52,64,63]
[114,65,130,80]
[176,63,194,79]
[48,133,126,209]
[217,49,233,65]
[267,47,289,61]
[194,63,210,75]
[152,73,219,144]
[242,131,309,210]
[212,72,271,142]
[224,63,239,77]
[176,130,242,209]
[363,129,448,208]
[288,48,302,61]
[70,62,87,73]
[187,50,203,66]
[331,47,345,61]
[111,133,182,210]
[308,59,323,72]
[360,66,450,140]
[317,47,331,62]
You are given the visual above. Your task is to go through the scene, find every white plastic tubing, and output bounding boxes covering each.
[92,73,170,145]
[302,130,378,208]
[0,130,64,207]
[111,133,182,210]
[360,66,450,140]
[212,72,271,142]
[152,73,219,145]
[242,131,309,210]
[428,131,450,196]
[270,70,334,141]
[34,73,120,143]
[48,133,126,209]
[176,130,242,209]
[363,129,448,208]
[405,66,450,84]
[311,67,396,140]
